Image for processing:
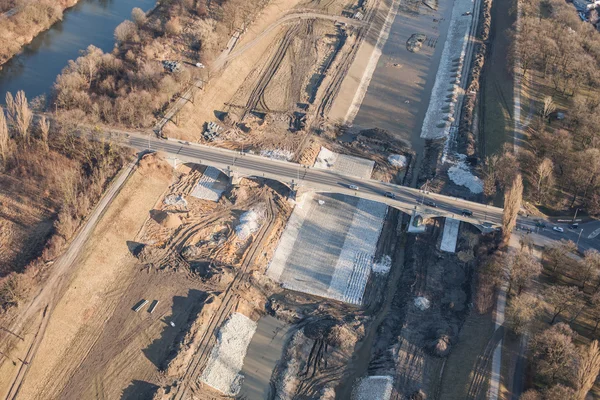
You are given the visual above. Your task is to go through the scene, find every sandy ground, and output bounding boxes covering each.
[15,156,173,399]
[346,0,452,151]
[165,0,305,140]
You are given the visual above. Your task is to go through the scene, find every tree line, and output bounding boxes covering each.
[0,90,128,312]
[52,0,265,129]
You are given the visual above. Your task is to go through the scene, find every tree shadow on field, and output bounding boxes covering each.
[141,289,209,370]
[121,380,159,400]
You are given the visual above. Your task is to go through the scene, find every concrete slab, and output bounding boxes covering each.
[267,193,387,305]
[440,218,460,252]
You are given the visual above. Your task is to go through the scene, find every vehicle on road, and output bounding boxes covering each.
[384,191,396,199]
[349,184,359,190]
[553,226,564,233]
[535,220,547,228]
[569,223,579,230]
[461,209,473,217]
[424,200,437,207]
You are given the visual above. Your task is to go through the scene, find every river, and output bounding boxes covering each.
[0,0,155,103]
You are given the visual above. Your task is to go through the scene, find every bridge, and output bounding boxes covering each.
[104,131,505,230]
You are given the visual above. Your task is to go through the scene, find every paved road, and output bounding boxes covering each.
[106,131,506,228]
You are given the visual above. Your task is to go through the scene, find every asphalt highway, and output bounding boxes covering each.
[109,132,506,228]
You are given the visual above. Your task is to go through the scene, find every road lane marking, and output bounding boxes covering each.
[588,227,600,239]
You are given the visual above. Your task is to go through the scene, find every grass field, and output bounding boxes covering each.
[479,0,516,158]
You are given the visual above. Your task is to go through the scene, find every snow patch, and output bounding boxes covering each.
[260,149,294,161]
[236,207,265,241]
[352,376,393,400]
[388,154,407,168]
[447,156,483,194]
[164,194,188,208]
[372,255,392,275]
[414,297,431,310]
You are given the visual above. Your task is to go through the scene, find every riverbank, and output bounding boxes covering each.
[0,0,79,68]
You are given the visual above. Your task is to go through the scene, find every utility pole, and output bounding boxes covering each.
[577,228,583,246]
[572,208,580,224]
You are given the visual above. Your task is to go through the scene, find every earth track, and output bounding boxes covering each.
[172,198,277,399]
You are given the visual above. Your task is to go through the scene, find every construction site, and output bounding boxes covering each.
[0,146,498,399]
[0,0,500,397]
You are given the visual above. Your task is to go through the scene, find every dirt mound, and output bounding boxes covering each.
[165,293,222,377]
[406,34,427,52]
[151,210,183,228]
[138,152,172,178]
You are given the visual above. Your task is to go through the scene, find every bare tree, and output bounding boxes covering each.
[546,239,577,273]
[575,341,600,399]
[531,323,577,384]
[535,158,554,203]
[519,390,541,400]
[507,292,540,334]
[38,116,49,152]
[589,293,600,334]
[503,173,523,242]
[0,110,10,163]
[574,249,600,289]
[131,7,147,26]
[509,250,542,295]
[543,285,580,324]
[5,91,32,145]
[541,96,556,121]
[114,20,138,43]
[543,384,575,399]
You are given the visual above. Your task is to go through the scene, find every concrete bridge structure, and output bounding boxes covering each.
[105,131,505,231]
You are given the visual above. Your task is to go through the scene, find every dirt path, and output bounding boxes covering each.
[172,198,278,399]
[1,160,136,400]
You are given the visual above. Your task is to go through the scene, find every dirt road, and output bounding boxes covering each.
[2,160,136,400]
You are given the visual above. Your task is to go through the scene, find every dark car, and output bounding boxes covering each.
[461,209,473,217]
[384,192,396,199]
[424,200,437,207]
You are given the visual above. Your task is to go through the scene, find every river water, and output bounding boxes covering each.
[0,0,155,102]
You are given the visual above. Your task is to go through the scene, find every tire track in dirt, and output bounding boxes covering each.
[242,24,302,120]
[465,325,505,400]
[173,198,277,400]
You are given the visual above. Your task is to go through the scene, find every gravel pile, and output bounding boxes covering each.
[352,376,393,400]
[200,313,257,396]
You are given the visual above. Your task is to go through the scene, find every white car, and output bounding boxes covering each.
[553,226,564,233]
[349,184,359,190]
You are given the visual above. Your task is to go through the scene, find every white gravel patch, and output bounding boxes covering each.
[388,154,407,168]
[352,376,393,400]
[372,255,392,275]
[414,297,431,310]
[200,313,257,396]
[314,147,375,179]
[191,166,226,201]
[420,0,474,140]
[267,194,386,305]
[260,149,294,161]
[236,206,265,241]
[440,218,460,253]
[164,194,188,208]
[447,155,483,194]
